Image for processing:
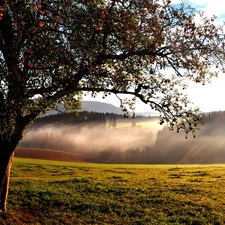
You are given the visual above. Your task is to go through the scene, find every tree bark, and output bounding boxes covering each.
[0,143,15,212]
[0,153,14,212]
[0,115,37,212]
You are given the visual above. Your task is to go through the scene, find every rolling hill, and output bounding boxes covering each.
[81,101,123,114]
[44,100,156,116]
[15,147,107,163]
[44,101,123,116]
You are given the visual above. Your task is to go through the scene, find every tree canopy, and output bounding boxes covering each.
[1,0,225,139]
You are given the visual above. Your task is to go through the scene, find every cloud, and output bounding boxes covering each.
[187,0,225,21]
[170,0,225,23]
[183,73,225,112]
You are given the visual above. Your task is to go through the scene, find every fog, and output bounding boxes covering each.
[19,119,162,163]
[19,112,225,163]
[154,119,225,164]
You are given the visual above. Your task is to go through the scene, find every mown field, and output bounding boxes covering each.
[1,159,225,224]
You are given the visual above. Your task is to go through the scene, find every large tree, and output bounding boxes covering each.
[0,0,225,212]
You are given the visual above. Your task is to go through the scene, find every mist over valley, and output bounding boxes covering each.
[18,102,225,164]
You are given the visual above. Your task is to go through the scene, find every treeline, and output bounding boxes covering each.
[153,110,225,163]
[203,110,225,122]
[33,111,152,128]
[34,111,107,127]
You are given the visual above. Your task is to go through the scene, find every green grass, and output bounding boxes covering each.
[1,158,225,224]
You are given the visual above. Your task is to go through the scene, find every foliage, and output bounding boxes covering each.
[1,0,225,138]
[1,159,225,224]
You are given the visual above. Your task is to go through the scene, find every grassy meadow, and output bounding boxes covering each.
[1,158,225,224]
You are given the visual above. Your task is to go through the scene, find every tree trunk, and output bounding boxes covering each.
[0,144,15,212]
[0,115,37,212]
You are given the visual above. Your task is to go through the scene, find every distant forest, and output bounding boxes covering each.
[19,111,225,164]
[154,111,225,163]
[32,111,153,128]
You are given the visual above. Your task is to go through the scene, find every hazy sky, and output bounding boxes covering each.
[83,0,225,113]
[180,0,225,112]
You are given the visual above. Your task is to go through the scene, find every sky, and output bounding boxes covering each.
[83,0,225,113]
